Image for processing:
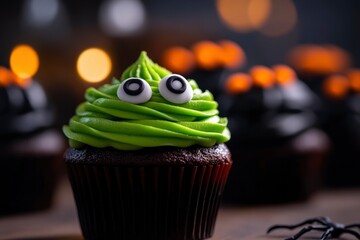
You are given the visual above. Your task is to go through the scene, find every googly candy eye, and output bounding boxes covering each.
[158,74,193,104]
[117,78,152,104]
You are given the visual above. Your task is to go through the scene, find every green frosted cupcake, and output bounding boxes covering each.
[64,51,232,240]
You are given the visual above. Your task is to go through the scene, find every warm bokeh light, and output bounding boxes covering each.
[77,48,112,83]
[248,0,272,29]
[250,65,275,88]
[10,44,39,79]
[289,44,351,76]
[219,40,246,69]
[225,73,252,94]
[192,41,222,70]
[347,69,360,92]
[162,47,195,74]
[259,0,297,37]
[216,0,271,32]
[273,64,296,86]
[323,75,349,99]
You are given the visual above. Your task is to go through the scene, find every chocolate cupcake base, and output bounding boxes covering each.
[65,144,232,240]
[0,130,65,215]
[224,129,328,204]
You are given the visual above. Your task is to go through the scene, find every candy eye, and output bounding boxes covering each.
[159,74,193,104]
[117,78,152,104]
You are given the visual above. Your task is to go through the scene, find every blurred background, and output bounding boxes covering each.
[1,0,360,125]
[1,0,360,208]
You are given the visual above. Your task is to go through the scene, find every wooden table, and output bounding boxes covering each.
[0,177,359,240]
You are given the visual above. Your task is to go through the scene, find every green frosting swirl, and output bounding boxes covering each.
[63,51,230,150]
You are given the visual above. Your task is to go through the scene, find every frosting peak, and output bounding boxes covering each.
[121,51,171,82]
[64,52,230,150]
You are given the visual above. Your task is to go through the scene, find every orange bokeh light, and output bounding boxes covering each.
[225,73,252,94]
[289,45,351,76]
[219,40,246,69]
[192,41,222,70]
[248,0,272,29]
[273,64,296,86]
[259,0,297,37]
[250,65,275,88]
[161,47,195,74]
[323,75,349,99]
[77,48,112,83]
[10,44,39,82]
[216,0,271,32]
[347,69,360,93]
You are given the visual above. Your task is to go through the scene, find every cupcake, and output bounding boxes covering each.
[288,44,351,94]
[63,52,232,240]
[0,67,64,215]
[220,65,329,204]
[321,72,360,187]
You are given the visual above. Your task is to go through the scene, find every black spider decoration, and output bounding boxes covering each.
[267,216,360,240]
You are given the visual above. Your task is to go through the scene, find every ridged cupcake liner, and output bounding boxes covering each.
[67,162,231,240]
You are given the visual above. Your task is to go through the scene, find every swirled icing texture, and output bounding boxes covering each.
[63,51,230,150]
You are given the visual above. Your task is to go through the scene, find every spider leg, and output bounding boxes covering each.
[346,224,360,230]
[284,226,328,240]
[339,229,360,239]
[320,228,333,240]
[267,217,328,234]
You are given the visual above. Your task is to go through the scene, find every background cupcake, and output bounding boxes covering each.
[0,67,65,215]
[220,65,329,204]
[287,44,351,95]
[63,52,232,240]
[320,71,360,187]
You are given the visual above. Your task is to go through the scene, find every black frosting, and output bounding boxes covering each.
[220,80,320,145]
[0,80,55,138]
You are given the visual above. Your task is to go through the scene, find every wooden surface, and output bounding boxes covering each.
[0,177,359,240]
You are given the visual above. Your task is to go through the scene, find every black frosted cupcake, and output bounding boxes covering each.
[321,72,360,187]
[0,67,65,215]
[220,65,329,204]
[288,44,351,94]
[63,52,232,240]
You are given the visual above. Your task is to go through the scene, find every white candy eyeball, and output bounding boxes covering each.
[117,78,152,104]
[158,74,193,104]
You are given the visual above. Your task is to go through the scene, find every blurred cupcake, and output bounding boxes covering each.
[288,44,351,94]
[0,67,65,215]
[220,65,329,204]
[63,52,232,239]
[321,71,360,187]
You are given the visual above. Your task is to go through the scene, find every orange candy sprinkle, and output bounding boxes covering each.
[225,73,252,94]
[0,67,30,88]
[218,40,246,69]
[162,47,195,74]
[249,65,275,88]
[323,75,349,99]
[192,41,223,70]
[273,64,296,86]
[347,69,360,93]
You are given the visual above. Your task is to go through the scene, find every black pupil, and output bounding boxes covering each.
[166,76,186,94]
[123,78,144,96]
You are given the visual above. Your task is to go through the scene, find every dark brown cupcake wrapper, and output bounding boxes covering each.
[67,162,231,240]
